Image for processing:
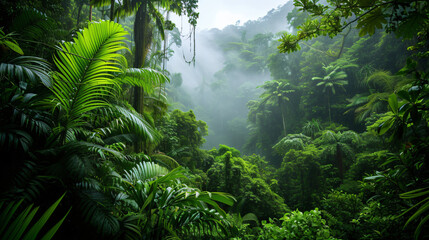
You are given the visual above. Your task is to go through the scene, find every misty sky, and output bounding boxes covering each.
[174,0,289,31]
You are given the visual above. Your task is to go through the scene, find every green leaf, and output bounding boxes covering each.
[397,90,411,102]
[357,8,387,37]
[377,117,394,135]
[40,208,71,240]
[3,40,24,55]
[395,13,426,39]
[0,195,68,240]
[364,174,385,180]
[388,93,398,114]
[22,194,66,240]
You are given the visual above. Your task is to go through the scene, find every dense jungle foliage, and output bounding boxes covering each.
[0,0,428,239]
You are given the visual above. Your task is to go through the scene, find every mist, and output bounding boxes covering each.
[166,2,294,151]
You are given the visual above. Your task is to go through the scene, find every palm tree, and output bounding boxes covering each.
[319,130,361,179]
[302,119,322,139]
[1,20,172,237]
[99,0,197,152]
[257,79,295,136]
[46,20,171,237]
[346,70,412,122]
[312,64,350,123]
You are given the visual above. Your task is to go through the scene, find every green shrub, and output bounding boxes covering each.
[258,209,338,240]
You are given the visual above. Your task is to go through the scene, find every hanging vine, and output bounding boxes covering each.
[180,16,196,66]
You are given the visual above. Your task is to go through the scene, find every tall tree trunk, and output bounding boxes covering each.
[281,109,287,137]
[300,168,306,207]
[110,0,115,20]
[337,26,352,59]
[76,1,83,27]
[336,143,344,179]
[89,4,92,21]
[100,6,107,20]
[328,92,331,123]
[224,152,232,193]
[133,3,151,113]
[280,100,287,136]
[133,1,153,153]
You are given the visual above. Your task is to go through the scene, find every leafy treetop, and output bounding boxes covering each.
[279,0,429,53]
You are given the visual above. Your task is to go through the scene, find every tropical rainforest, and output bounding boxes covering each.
[0,0,428,239]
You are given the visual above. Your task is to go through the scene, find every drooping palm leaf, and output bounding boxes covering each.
[124,161,170,183]
[116,68,169,94]
[76,190,120,237]
[8,160,47,201]
[50,20,128,140]
[111,104,161,143]
[150,153,180,169]
[0,56,52,88]
[89,102,161,146]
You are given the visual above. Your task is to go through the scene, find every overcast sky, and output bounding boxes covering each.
[172,0,289,31]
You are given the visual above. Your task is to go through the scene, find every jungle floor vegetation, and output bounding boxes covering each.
[0,0,428,239]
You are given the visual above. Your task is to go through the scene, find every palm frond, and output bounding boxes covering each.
[103,133,137,145]
[0,126,33,152]
[150,153,181,170]
[77,190,120,237]
[0,89,51,149]
[89,103,160,145]
[0,56,52,87]
[365,70,396,92]
[124,161,170,183]
[111,104,161,144]
[8,160,47,201]
[173,207,234,238]
[10,8,57,42]
[62,141,125,162]
[273,134,310,155]
[116,68,169,94]
[321,130,337,144]
[50,21,128,138]
[90,0,111,8]
[118,214,142,240]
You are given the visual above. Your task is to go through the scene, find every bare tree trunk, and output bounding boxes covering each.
[76,2,83,27]
[280,100,287,136]
[328,93,331,123]
[281,109,287,136]
[336,143,344,179]
[89,4,92,21]
[133,2,152,153]
[110,0,115,20]
[337,26,352,59]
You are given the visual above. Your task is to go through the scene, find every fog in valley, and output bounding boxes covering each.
[166,2,294,151]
